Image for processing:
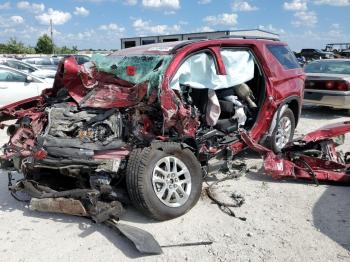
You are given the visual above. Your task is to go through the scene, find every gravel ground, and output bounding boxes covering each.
[0,106,349,262]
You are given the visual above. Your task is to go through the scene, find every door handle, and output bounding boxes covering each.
[0,86,8,89]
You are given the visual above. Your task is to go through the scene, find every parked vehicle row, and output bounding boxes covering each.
[299,48,334,60]
[0,55,91,107]
[0,58,56,79]
[0,65,53,107]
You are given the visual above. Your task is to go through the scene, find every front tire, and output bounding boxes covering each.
[126,143,203,221]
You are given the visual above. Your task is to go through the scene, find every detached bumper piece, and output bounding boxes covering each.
[241,121,350,184]
[8,177,162,255]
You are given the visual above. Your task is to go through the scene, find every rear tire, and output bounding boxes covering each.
[269,108,295,153]
[126,142,203,221]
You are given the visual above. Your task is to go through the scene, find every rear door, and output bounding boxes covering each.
[266,44,305,103]
[0,68,41,106]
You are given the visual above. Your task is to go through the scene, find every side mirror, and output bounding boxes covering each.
[26,75,33,82]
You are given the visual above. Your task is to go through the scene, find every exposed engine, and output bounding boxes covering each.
[44,104,123,143]
[38,103,125,159]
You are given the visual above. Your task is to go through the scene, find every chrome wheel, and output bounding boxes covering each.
[275,116,292,150]
[152,156,192,208]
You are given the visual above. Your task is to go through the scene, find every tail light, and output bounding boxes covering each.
[306,80,350,91]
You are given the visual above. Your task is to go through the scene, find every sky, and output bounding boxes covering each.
[0,0,349,51]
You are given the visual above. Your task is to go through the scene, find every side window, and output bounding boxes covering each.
[268,45,300,70]
[36,58,52,66]
[220,49,255,87]
[170,52,218,90]
[77,56,90,65]
[0,69,27,82]
[24,59,36,65]
[7,60,35,72]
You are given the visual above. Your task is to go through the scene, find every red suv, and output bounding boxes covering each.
[0,39,304,221]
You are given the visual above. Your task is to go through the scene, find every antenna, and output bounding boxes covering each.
[50,19,54,54]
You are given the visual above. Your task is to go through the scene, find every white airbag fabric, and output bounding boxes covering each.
[170,50,254,91]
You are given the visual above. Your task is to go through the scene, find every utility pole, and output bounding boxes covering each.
[50,19,54,55]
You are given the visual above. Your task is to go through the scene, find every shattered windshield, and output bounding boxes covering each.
[92,54,173,94]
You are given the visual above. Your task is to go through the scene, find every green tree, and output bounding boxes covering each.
[5,38,27,54]
[24,46,36,54]
[57,45,74,54]
[0,43,7,54]
[72,45,78,54]
[35,34,54,54]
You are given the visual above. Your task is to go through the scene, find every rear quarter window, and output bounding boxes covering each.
[267,45,300,70]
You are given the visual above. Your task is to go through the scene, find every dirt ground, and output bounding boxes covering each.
[0,106,349,262]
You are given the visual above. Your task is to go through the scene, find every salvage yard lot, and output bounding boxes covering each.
[0,106,349,262]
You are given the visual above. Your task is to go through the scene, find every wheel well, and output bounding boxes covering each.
[286,99,300,126]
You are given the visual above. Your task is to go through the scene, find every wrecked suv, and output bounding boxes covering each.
[0,39,304,221]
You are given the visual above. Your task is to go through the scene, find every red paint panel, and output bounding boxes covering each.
[126,66,136,76]
[241,129,350,184]
[303,121,350,142]
[80,81,148,108]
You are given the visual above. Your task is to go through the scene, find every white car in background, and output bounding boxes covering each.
[0,65,53,107]
[21,56,59,70]
[0,58,56,79]
[304,59,350,110]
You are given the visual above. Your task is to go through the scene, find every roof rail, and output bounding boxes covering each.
[170,40,206,53]
[218,35,279,41]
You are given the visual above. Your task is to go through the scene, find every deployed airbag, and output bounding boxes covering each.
[170,50,254,91]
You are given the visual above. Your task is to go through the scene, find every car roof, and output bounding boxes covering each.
[308,59,350,62]
[22,57,52,60]
[0,64,25,71]
[112,38,285,56]
[0,65,43,81]
[0,58,40,68]
[0,58,13,61]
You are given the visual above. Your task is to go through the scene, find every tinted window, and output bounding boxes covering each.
[0,69,27,82]
[268,45,300,70]
[142,40,156,45]
[76,56,90,65]
[124,41,136,48]
[304,60,350,75]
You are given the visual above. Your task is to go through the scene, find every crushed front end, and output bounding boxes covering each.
[0,55,176,255]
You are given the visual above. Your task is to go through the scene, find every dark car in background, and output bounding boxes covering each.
[304,59,350,110]
[300,48,334,60]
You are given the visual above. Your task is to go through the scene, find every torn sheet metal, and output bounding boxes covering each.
[106,221,163,255]
[159,84,200,137]
[30,197,88,216]
[54,57,150,108]
[302,121,350,142]
[9,177,162,255]
[241,123,350,184]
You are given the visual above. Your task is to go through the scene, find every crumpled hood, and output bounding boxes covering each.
[51,56,148,109]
